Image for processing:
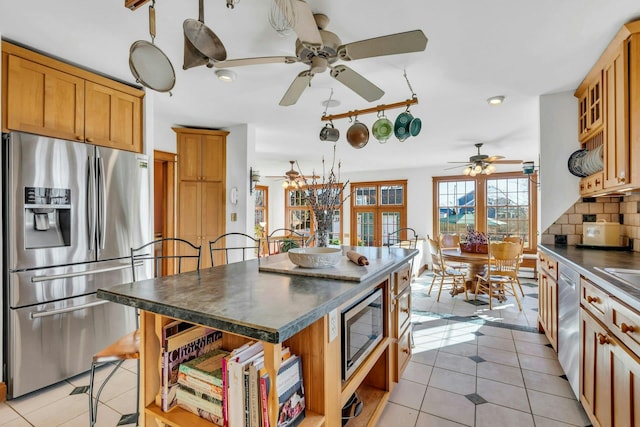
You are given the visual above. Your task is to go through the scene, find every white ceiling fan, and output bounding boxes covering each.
[447,143,522,176]
[212,0,428,106]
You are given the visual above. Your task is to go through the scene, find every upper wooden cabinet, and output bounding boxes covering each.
[2,41,144,153]
[175,127,227,182]
[575,21,640,195]
[577,72,603,142]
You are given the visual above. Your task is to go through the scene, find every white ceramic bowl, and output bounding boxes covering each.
[287,247,343,268]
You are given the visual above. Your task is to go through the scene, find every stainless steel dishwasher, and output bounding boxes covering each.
[557,262,580,398]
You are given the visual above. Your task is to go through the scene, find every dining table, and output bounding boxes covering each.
[441,248,490,296]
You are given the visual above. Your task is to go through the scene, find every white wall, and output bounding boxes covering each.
[539,91,581,232]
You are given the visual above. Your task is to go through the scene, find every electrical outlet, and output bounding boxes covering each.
[328,309,338,342]
[230,212,237,222]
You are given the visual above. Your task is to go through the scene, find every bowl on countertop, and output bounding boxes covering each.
[287,247,343,268]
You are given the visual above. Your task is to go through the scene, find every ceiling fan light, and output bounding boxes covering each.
[474,164,482,174]
[486,164,496,173]
[469,169,477,177]
[215,69,237,82]
[281,180,289,189]
[463,166,471,176]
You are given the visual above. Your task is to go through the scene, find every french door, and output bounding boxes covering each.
[350,181,407,247]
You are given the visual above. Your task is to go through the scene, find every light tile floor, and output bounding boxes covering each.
[0,270,591,427]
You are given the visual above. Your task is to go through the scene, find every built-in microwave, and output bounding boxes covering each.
[341,288,384,381]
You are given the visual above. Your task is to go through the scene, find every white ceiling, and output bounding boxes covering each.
[2,0,640,177]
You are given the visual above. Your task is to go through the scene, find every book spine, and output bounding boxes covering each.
[178,363,224,388]
[179,383,223,405]
[244,370,250,427]
[176,387,223,417]
[177,372,224,400]
[177,401,224,426]
[259,376,269,427]
[222,357,229,427]
[249,365,260,427]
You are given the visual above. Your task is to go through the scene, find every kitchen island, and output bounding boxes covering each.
[97,246,417,427]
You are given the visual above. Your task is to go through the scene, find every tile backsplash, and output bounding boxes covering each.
[541,194,640,252]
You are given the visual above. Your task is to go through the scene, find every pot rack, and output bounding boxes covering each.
[320,97,419,122]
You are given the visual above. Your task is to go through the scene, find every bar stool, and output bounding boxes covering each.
[88,238,201,427]
[209,232,260,266]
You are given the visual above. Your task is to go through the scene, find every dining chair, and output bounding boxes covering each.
[474,241,523,311]
[88,238,202,427]
[209,232,261,266]
[438,233,467,271]
[427,237,468,301]
[266,228,307,255]
[502,235,526,296]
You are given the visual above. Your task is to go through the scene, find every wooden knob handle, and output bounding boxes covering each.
[621,323,635,334]
[402,274,409,282]
[402,347,410,354]
[86,137,94,142]
[597,333,610,345]
[587,295,599,304]
[595,179,601,185]
[401,307,410,314]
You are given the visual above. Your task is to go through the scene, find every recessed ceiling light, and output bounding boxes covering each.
[487,95,505,105]
[215,69,237,82]
[322,99,340,108]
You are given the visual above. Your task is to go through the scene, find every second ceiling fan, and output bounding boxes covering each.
[212,0,428,106]
[447,143,522,176]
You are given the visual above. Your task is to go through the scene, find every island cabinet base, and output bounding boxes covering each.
[137,283,398,427]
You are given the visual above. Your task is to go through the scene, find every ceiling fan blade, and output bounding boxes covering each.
[330,65,384,102]
[291,0,323,48]
[485,155,505,162]
[213,56,298,68]
[338,30,428,61]
[444,164,469,170]
[279,70,314,106]
[492,159,523,164]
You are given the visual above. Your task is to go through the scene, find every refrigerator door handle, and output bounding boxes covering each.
[88,155,97,251]
[29,299,110,319]
[30,261,142,283]
[97,156,107,250]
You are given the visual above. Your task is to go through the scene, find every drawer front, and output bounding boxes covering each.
[581,277,608,322]
[538,252,558,280]
[610,297,640,356]
[394,263,411,295]
[396,326,412,379]
[395,288,411,336]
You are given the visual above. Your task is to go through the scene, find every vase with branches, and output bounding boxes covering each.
[297,146,350,247]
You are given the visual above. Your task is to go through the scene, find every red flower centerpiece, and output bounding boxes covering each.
[460,227,489,253]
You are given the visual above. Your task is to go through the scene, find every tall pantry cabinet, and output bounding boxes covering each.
[174,127,228,270]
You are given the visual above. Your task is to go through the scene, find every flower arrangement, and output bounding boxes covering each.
[460,226,489,253]
[297,146,350,247]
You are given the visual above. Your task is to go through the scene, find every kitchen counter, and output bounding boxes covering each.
[538,244,640,311]
[97,246,417,343]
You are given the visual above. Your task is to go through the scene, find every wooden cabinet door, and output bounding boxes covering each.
[201,135,226,182]
[178,133,204,181]
[177,180,202,272]
[603,46,629,189]
[580,308,611,427]
[538,272,558,350]
[578,88,590,140]
[589,74,604,134]
[85,81,142,152]
[609,333,640,427]
[6,55,84,141]
[202,181,225,267]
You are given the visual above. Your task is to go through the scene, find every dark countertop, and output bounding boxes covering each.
[97,246,416,343]
[538,244,640,310]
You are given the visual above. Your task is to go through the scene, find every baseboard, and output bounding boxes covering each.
[0,382,6,402]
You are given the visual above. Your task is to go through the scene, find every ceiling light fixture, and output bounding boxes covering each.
[487,95,505,105]
[215,69,237,82]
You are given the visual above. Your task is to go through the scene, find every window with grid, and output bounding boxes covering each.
[285,185,343,243]
[433,173,537,250]
[351,180,407,247]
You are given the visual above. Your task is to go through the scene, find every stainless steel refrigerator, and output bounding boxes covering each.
[2,131,150,398]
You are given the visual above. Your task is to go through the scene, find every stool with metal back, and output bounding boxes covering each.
[209,232,261,266]
[88,237,201,427]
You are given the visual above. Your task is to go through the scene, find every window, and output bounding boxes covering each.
[254,185,268,236]
[433,173,537,251]
[285,184,343,243]
[351,180,407,246]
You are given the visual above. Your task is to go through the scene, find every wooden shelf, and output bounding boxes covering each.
[343,384,390,427]
[341,337,392,406]
[146,403,324,427]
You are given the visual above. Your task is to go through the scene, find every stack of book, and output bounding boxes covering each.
[172,339,306,427]
[160,321,224,413]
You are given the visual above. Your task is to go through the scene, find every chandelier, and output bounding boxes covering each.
[463,162,496,177]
